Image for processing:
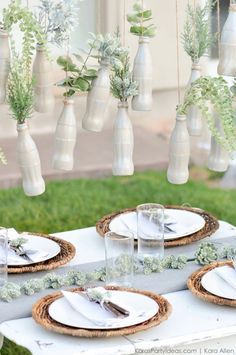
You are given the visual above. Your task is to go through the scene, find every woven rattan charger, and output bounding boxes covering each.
[32,286,172,338]
[8,232,76,274]
[96,205,219,247]
[187,261,236,307]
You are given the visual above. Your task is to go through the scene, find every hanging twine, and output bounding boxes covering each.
[175,0,181,105]
[193,0,197,63]
[65,34,70,100]
[217,0,221,58]
[123,0,126,46]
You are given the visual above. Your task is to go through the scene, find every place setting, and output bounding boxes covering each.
[0,227,76,274]
[188,260,236,307]
[96,204,219,247]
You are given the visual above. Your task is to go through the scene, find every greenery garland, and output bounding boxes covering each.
[178,76,236,152]
[1,242,236,303]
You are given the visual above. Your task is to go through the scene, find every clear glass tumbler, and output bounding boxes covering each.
[105,231,134,287]
[137,203,164,259]
[0,228,8,287]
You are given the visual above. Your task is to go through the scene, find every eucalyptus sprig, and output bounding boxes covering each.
[110,51,138,102]
[36,0,81,47]
[182,0,216,62]
[127,1,156,37]
[88,32,126,63]
[7,53,35,124]
[56,53,97,97]
[3,0,47,71]
[231,78,236,98]
[178,76,236,152]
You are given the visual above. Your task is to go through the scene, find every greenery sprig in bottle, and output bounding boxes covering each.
[182,0,216,63]
[2,0,47,70]
[177,76,236,152]
[127,1,156,38]
[110,51,138,102]
[7,51,35,124]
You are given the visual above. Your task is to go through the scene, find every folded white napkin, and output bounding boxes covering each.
[6,228,49,264]
[112,212,190,238]
[215,265,236,290]
[61,290,143,328]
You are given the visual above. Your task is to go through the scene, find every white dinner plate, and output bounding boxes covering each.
[109,209,206,241]
[8,234,61,266]
[49,290,159,330]
[201,266,236,300]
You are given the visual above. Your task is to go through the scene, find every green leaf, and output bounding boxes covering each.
[73,77,90,92]
[73,53,84,63]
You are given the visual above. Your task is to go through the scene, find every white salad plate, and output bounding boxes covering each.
[8,234,61,266]
[49,290,159,330]
[109,209,206,241]
[201,266,236,300]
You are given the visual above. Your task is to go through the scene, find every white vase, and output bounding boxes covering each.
[0,30,10,104]
[207,115,229,172]
[217,4,236,77]
[132,36,152,111]
[33,44,55,113]
[113,101,134,176]
[52,99,77,171]
[17,123,45,196]
[167,115,190,184]
[186,62,203,136]
[82,58,110,132]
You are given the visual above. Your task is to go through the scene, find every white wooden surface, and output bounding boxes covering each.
[1,221,236,354]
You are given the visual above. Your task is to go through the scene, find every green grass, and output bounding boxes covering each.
[1,170,236,355]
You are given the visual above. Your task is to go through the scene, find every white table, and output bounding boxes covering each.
[1,221,236,355]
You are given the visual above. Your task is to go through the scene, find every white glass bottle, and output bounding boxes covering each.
[208,115,229,172]
[82,58,110,132]
[132,36,152,111]
[52,99,77,171]
[33,44,55,113]
[186,61,203,136]
[17,123,45,196]
[0,30,10,104]
[217,4,236,77]
[113,101,134,176]
[167,115,190,184]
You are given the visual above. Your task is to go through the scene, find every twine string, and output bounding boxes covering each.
[65,34,70,99]
[123,0,126,46]
[193,0,197,62]
[217,0,221,58]
[175,0,181,105]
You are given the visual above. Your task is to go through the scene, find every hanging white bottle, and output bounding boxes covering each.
[217,4,236,77]
[16,123,45,196]
[52,99,77,171]
[33,44,55,113]
[186,61,203,136]
[113,101,134,176]
[0,30,10,104]
[167,114,190,184]
[208,115,229,172]
[132,36,152,111]
[82,58,110,132]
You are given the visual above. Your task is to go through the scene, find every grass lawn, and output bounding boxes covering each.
[1,170,236,355]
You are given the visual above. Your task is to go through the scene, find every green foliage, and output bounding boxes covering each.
[56,52,97,97]
[88,32,126,62]
[231,78,236,97]
[7,54,35,124]
[110,51,138,101]
[178,76,236,152]
[182,0,216,62]
[3,0,47,71]
[127,1,156,37]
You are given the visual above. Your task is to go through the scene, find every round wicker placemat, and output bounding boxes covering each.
[96,205,219,247]
[32,286,172,338]
[187,261,236,307]
[8,232,76,274]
